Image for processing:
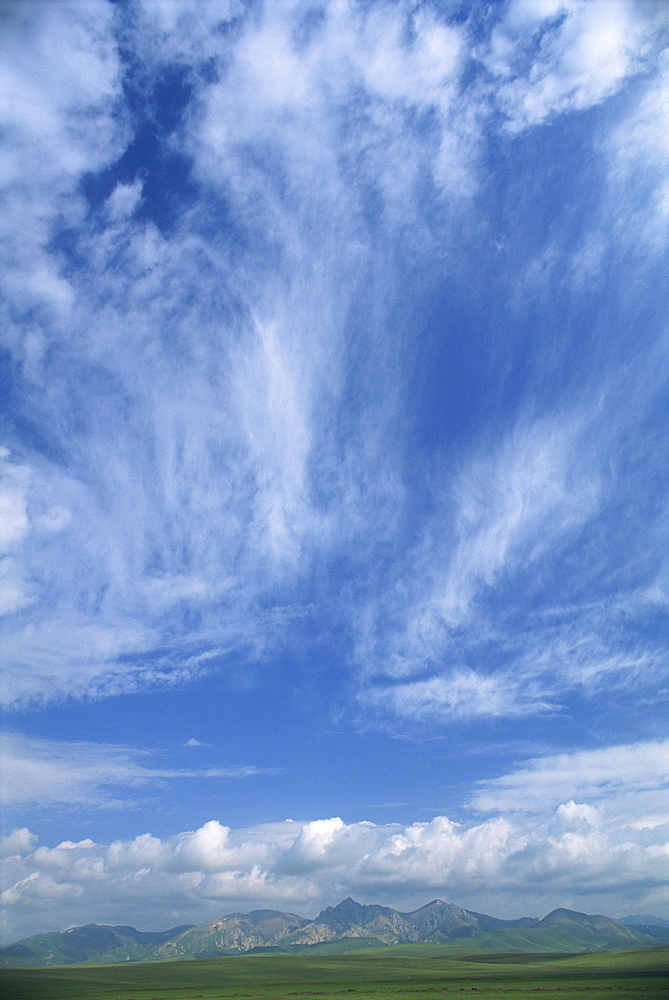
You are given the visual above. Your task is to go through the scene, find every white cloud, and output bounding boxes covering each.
[132,0,242,65]
[2,766,667,943]
[356,333,669,722]
[0,0,125,329]
[483,0,662,132]
[556,56,669,294]
[0,1,666,949]
[524,630,662,695]
[0,1,121,180]
[365,669,553,723]
[0,451,30,552]
[0,0,474,705]
[356,409,605,719]
[106,179,143,221]
[191,0,476,221]
[470,739,669,817]
[0,829,37,860]
[1,618,162,708]
[0,0,665,725]
[0,451,34,616]
[0,734,271,808]
[0,558,34,618]
[604,55,669,257]
[439,415,600,625]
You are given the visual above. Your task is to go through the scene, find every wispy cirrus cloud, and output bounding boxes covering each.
[0,0,477,707]
[470,739,669,818]
[0,0,124,325]
[0,0,666,730]
[355,241,669,721]
[0,734,273,809]
[354,398,659,721]
[364,669,554,724]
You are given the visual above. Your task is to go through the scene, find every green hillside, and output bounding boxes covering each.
[0,923,193,968]
[1,945,667,1000]
[1,901,661,968]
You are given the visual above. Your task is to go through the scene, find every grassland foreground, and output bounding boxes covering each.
[1,944,667,1000]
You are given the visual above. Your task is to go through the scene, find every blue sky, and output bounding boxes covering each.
[1,0,668,944]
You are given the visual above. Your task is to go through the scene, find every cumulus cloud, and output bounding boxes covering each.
[0,829,38,861]
[2,740,667,942]
[2,783,667,943]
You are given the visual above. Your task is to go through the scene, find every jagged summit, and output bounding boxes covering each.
[316,897,397,928]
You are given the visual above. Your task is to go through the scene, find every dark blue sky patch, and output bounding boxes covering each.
[82,125,198,234]
[152,65,193,134]
[82,57,198,233]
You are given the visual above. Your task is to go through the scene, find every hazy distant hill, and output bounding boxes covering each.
[622,915,669,928]
[620,914,669,943]
[1,898,664,967]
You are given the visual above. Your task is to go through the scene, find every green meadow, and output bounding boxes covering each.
[1,945,667,1000]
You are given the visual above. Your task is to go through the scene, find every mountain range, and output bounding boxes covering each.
[2,898,667,968]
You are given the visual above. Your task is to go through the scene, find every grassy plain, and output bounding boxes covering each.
[1,945,667,1000]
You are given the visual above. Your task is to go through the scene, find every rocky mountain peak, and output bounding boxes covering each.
[1,900,662,968]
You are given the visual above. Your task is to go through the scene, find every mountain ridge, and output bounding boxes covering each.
[1,899,664,968]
